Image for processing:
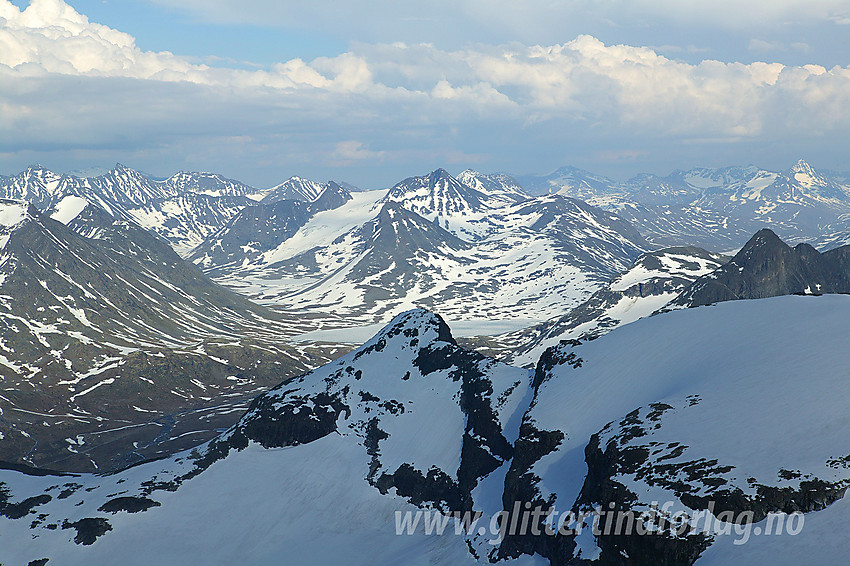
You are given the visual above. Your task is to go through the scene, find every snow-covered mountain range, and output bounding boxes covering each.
[193,168,647,330]
[3,296,850,565]
[3,157,850,565]
[0,164,263,255]
[189,181,353,272]
[520,160,850,252]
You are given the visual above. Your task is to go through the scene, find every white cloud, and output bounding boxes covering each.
[2,0,850,184]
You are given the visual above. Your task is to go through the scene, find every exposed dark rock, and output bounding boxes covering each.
[57,483,83,500]
[311,181,352,212]
[533,341,582,390]
[570,433,712,566]
[239,391,349,449]
[0,461,72,477]
[62,517,113,546]
[0,491,52,520]
[97,496,161,514]
[680,480,848,524]
[189,199,314,269]
[498,419,566,562]
[364,418,389,482]
[375,464,463,512]
[673,229,850,307]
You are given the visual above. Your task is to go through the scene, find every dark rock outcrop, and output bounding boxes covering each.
[673,229,850,307]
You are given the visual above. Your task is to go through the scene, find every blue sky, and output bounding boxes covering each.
[6,0,348,65]
[2,0,850,188]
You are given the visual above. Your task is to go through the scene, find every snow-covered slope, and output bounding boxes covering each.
[0,165,66,209]
[2,297,849,565]
[199,172,647,329]
[383,169,498,241]
[190,182,353,272]
[0,310,536,565]
[456,170,530,207]
[48,195,90,225]
[0,200,338,473]
[125,193,255,255]
[499,294,850,564]
[480,246,727,367]
[0,199,30,250]
[598,198,752,253]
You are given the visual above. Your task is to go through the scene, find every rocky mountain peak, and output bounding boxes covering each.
[108,163,138,177]
[386,168,485,206]
[369,201,470,254]
[364,309,457,352]
[786,158,831,189]
[671,228,850,308]
[311,180,352,212]
[260,175,327,204]
[790,158,816,174]
[428,167,452,181]
[738,227,787,255]
[23,163,56,175]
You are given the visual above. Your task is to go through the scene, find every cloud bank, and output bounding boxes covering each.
[2,0,850,185]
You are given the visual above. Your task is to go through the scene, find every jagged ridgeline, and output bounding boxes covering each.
[194,168,649,326]
[1,164,263,255]
[519,160,850,251]
[0,199,339,472]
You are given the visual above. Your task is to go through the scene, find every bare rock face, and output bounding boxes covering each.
[673,228,850,308]
[215,309,530,513]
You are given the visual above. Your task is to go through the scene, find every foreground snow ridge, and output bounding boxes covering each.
[2,298,850,565]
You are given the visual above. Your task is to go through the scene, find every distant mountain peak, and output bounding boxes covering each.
[553,165,593,175]
[384,168,488,218]
[786,158,831,189]
[428,167,452,180]
[791,158,815,173]
[25,163,51,173]
[743,227,785,249]
[310,181,352,212]
[455,170,528,204]
[260,176,327,204]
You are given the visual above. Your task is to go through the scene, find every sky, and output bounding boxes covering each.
[1,0,850,188]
